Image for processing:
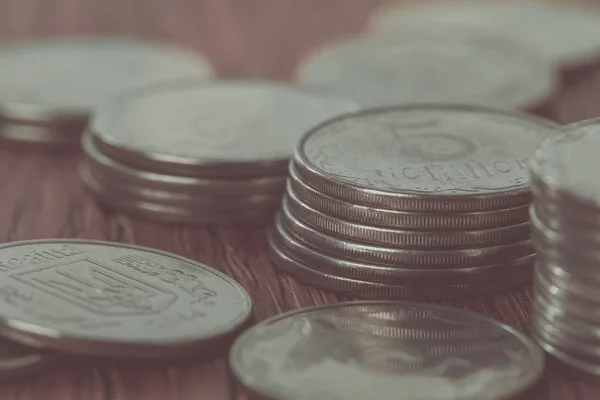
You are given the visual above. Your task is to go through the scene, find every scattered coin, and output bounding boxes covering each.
[369,0,600,67]
[528,117,600,376]
[230,301,544,400]
[0,240,252,358]
[294,30,557,109]
[89,80,359,177]
[0,37,213,143]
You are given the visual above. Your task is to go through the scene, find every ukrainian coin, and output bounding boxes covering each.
[85,173,277,225]
[230,301,544,400]
[90,80,359,177]
[0,341,55,378]
[270,217,535,285]
[284,192,531,249]
[268,241,530,301]
[81,163,283,209]
[0,240,252,357]
[0,38,213,123]
[369,0,600,66]
[294,31,556,110]
[279,210,534,267]
[289,165,530,230]
[82,134,286,195]
[294,105,558,212]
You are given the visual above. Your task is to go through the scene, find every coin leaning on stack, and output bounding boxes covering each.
[269,104,560,301]
[528,118,600,376]
[80,80,359,224]
[0,37,214,144]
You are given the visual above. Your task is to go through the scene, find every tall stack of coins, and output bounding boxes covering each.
[0,38,214,144]
[81,80,358,224]
[269,105,559,300]
[529,118,600,376]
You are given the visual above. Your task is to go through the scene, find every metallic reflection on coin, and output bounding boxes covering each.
[529,117,600,376]
[369,0,600,66]
[294,104,558,212]
[295,31,556,110]
[90,80,359,177]
[230,302,544,400]
[0,340,55,378]
[0,240,252,357]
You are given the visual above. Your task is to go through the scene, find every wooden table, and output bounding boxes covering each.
[0,0,599,398]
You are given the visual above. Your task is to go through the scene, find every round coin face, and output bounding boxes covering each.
[295,105,557,209]
[90,80,359,176]
[0,240,252,357]
[369,0,600,66]
[294,31,556,110]
[0,38,213,121]
[530,118,600,208]
[230,302,544,400]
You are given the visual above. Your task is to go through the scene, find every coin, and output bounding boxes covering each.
[270,216,535,285]
[294,31,557,110]
[288,165,530,230]
[284,192,531,249]
[0,340,55,378]
[293,105,558,212]
[268,240,531,301]
[82,133,286,195]
[369,0,600,66]
[0,119,83,144]
[230,301,544,400]
[279,209,534,267]
[0,240,252,357]
[90,80,359,177]
[0,38,213,123]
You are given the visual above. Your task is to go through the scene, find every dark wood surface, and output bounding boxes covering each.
[0,0,599,398]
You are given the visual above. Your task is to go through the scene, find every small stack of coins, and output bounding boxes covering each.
[529,118,600,376]
[269,105,559,301]
[81,80,358,224]
[0,38,214,144]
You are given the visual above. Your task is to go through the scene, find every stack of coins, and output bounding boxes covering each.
[269,105,559,300]
[0,38,214,144]
[529,118,600,376]
[81,80,358,224]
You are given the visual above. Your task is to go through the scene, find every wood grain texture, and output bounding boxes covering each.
[0,0,600,398]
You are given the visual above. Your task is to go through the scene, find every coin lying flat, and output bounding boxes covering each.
[369,0,600,66]
[230,302,544,400]
[0,240,252,357]
[0,340,55,379]
[0,119,83,144]
[294,30,556,110]
[294,105,558,212]
[0,37,213,123]
[90,80,359,177]
[288,165,530,230]
[82,133,286,196]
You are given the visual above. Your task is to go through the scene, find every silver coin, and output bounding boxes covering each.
[0,340,56,378]
[271,215,535,285]
[0,119,84,144]
[294,104,558,212]
[0,240,252,357]
[84,170,277,225]
[268,240,531,301]
[369,0,600,66]
[294,29,557,110]
[230,301,544,400]
[284,191,531,249]
[279,208,535,267]
[90,80,359,177]
[288,164,530,230]
[82,133,287,195]
[0,37,212,123]
[81,162,283,210]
